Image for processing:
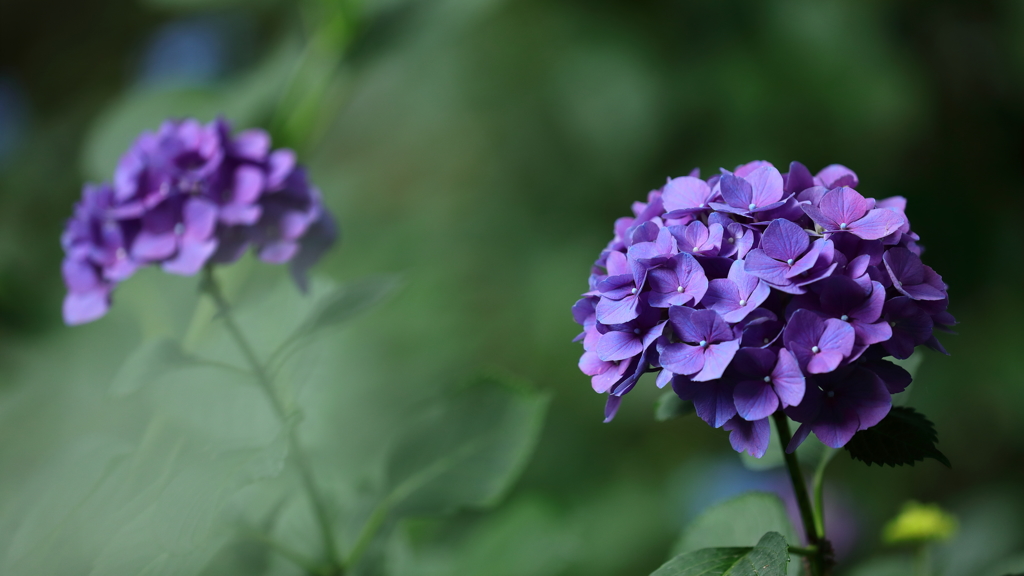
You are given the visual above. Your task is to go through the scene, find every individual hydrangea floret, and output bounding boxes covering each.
[61,117,337,325]
[572,160,954,456]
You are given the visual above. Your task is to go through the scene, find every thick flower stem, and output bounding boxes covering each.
[201,267,344,576]
[772,412,832,576]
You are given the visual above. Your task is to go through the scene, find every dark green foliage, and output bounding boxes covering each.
[845,407,951,468]
[655,390,694,422]
[651,532,789,576]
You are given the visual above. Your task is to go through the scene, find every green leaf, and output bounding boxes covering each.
[652,531,789,576]
[291,275,401,339]
[655,390,694,421]
[108,337,200,397]
[383,375,549,516]
[844,406,951,468]
[673,492,800,576]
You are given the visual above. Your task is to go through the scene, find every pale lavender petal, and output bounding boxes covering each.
[771,348,805,407]
[656,368,673,389]
[596,330,643,361]
[848,208,905,240]
[63,258,101,292]
[233,165,265,205]
[693,339,740,381]
[816,164,859,188]
[760,218,810,261]
[663,176,712,212]
[182,197,217,240]
[63,287,111,325]
[818,186,869,228]
[854,320,892,346]
[744,165,784,207]
[596,294,640,324]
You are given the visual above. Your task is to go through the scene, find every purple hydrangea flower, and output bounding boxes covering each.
[658,308,741,382]
[60,117,337,325]
[801,186,905,240]
[702,259,770,323]
[744,218,836,294]
[572,159,953,456]
[786,366,892,450]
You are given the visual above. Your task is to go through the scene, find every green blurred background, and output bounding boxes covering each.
[1,0,1023,574]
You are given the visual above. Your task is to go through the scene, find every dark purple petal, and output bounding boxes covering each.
[734,379,779,421]
[658,342,704,376]
[719,174,753,209]
[784,161,814,193]
[724,416,771,458]
[673,377,737,428]
[744,249,792,286]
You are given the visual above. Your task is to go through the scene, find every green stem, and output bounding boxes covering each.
[772,412,829,576]
[201,267,344,576]
[787,545,817,557]
[811,448,836,540]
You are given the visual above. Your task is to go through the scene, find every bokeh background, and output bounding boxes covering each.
[1,0,1023,574]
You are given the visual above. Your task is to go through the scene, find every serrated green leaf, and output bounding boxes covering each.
[845,406,951,468]
[652,531,789,576]
[655,390,694,421]
[673,492,800,576]
[109,337,199,397]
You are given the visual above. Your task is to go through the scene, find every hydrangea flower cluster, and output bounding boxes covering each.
[61,117,337,325]
[572,161,954,457]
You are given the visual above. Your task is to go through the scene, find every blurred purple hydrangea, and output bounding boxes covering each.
[61,117,337,325]
[573,161,953,457]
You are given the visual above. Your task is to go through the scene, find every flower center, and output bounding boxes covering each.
[630,288,637,295]
[839,222,848,230]
[699,340,708,348]
[890,321,897,327]
[763,376,771,383]
[840,314,849,321]
[786,258,794,265]
[811,345,820,353]
[727,237,735,243]
[763,337,770,344]
[748,203,756,210]
[676,286,684,293]
[826,390,835,398]
[633,328,641,335]
[738,299,747,306]
[174,223,185,235]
